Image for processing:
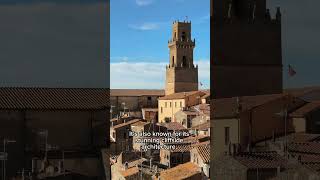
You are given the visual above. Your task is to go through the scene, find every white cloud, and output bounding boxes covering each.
[135,0,155,6]
[111,56,129,62]
[110,60,210,89]
[129,23,159,31]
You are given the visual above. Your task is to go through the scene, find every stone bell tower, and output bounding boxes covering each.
[165,21,198,95]
[211,0,283,98]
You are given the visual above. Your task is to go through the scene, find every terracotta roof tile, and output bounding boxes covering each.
[288,142,320,154]
[112,119,142,129]
[110,89,164,97]
[193,141,210,163]
[235,151,287,169]
[159,162,201,180]
[190,122,210,130]
[192,103,210,116]
[171,144,192,152]
[159,91,206,100]
[0,87,109,110]
[290,101,320,117]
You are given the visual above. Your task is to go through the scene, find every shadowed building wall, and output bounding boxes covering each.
[211,0,283,98]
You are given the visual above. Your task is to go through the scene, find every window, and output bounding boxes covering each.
[161,107,163,113]
[175,102,177,107]
[225,127,230,145]
[165,102,167,108]
[172,56,175,66]
[182,32,186,41]
[169,102,172,107]
[180,101,182,107]
[147,96,151,100]
[182,56,187,67]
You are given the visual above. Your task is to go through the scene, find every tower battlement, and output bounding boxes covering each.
[214,0,281,25]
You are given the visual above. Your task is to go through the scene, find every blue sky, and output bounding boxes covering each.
[269,0,320,88]
[110,0,210,89]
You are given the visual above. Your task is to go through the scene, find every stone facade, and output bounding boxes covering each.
[165,21,198,95]
[158,91,206,123]
[110,89,164,118]
[110,119,141,155]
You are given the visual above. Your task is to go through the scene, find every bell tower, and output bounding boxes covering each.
[165,21,198,95]
[212,0,283,98]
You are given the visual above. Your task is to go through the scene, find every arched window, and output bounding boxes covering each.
[172,56,175,66]
[182,56,187,67]
[182,32,186,41]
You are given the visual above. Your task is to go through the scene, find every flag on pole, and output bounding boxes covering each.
[288,65,296,77]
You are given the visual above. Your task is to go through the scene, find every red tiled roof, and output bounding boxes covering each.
[190,122,210,131]
[159,162,201,180]
[235,151,287,169]
[159,91,206,100]
[170,144,192,152]
[289,142,320,154]
[192,103,210,116]
[290,101,320,118]
[193,141,210,163]
[0,87,109,110]
[110,89,164,97]
[112,119,142,129]
[158,122,187,131]
[291,154,320,163]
